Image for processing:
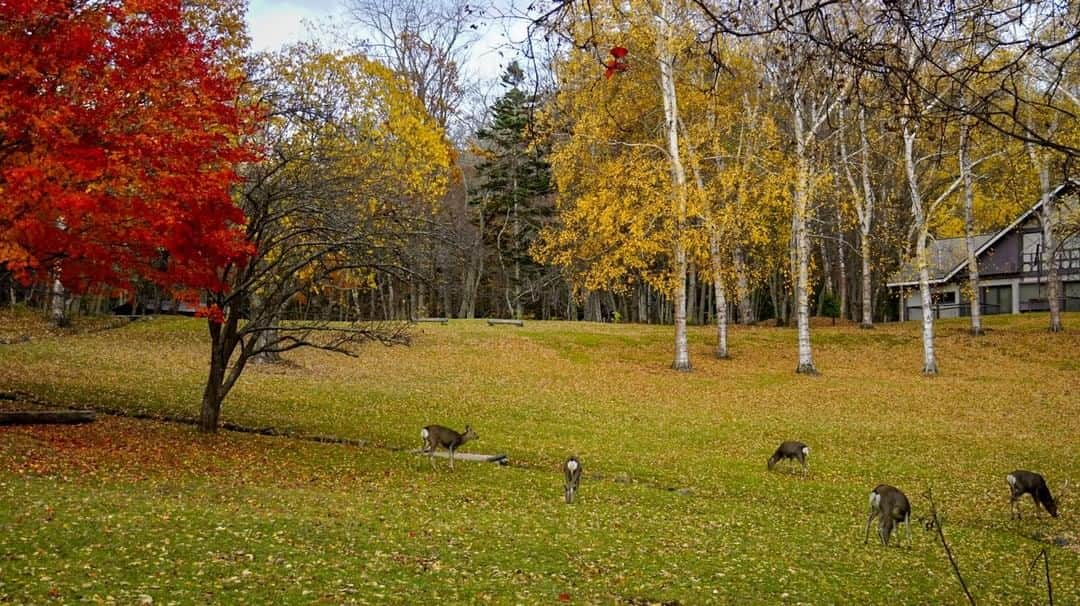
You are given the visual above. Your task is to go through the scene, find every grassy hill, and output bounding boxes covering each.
[1,313,1077,604]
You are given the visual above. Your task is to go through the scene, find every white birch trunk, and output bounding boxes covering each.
[657,0,690,371]
[860,233,873,328]
[959,120,983,335]
[903,123,938,375]
[840,107,876,328]
[710,235,729,359]
[1028,147,1063,332]
[857,109,876,329]
[837,233,847,320]
[915,231,938,375]
[792,92,816,374]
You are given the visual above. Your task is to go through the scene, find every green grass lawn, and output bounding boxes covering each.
[1,313,1078,604]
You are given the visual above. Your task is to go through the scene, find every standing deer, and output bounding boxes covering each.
[864,484,911,546]
[767,441,810,476]
[420,424,478,470]
[1006,470,1059,519]
[564,456,582,503]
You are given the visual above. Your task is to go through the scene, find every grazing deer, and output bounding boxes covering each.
[767,441,810,476]
[1006,470,1059,519]
[564,456,582,504]
[864,484,911,546]
[420,424,477,470]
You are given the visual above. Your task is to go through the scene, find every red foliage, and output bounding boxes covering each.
[0,0,256,295]
[195,303,225,324]
[604,46,629,79]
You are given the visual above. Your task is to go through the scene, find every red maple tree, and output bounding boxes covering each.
[0,0,255,297]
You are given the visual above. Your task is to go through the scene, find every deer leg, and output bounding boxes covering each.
[864,510,878,544]
[904,513,911,548]
[1031,494,1040,518]
[449,446,455,470]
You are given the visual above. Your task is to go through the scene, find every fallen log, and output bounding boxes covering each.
[411,449,509,465]
[486,319,523,327]
[0,410,96,425]
[413,317,449,324]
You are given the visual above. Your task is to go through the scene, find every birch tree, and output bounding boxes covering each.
[958,115,983,336]
[838,106,881,329]
[534,0,703,370]
[768,22,850,374]
[656,0,692,370]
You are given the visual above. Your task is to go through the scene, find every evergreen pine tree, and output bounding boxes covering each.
[472,62,553,318]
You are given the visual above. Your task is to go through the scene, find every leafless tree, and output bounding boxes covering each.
[197,49,414,433]
[345,0,476,134]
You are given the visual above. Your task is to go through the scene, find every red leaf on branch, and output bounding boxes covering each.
[604,58,628,79]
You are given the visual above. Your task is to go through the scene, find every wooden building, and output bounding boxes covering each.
[888,182,1080,321]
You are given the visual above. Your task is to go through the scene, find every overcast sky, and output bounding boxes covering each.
[245,0,531,81]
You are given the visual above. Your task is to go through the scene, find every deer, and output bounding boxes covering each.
[864,484,911,547]
[564,456,582,504]
[1006,470,1060,519]
[420,424,478,470]
[767,441,810,476]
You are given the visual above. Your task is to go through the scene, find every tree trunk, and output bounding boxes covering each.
[960,120,983,336]
[567,284,577,321]
[199,324,227,432]
[687,262,697,325]
[734,247,753,324]
[860,231,874,328]
[837,233,848,320]
[198,315,248,433]
[904,121,938,376]
[657,0,691,372]
[792,95,817,375]
[0,410,96,425]
[840,106,876,329]
[638,284,648,323]
[1030,153,1063,332]
[794,207,815,373]
[711,237,729,359]
[817,237,832,316]
[915,230,938,375]
[250,292,282,364]
[50,276,67,326]
[251,327,282,364]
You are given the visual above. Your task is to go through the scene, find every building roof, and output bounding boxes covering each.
[888,234,994,286]
[887,180,1078,288]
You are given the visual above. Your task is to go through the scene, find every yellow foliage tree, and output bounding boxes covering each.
[198,44,452,432]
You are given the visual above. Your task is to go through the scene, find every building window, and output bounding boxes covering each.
[1066,281,1080,312]
[1022,232,1042,272]
[937,291,957,305]
[1061,235,1080,273]
[981,285,1011,315]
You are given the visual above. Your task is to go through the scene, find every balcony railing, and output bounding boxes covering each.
[1022,247,1080,274]
[905,302,1003,319]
